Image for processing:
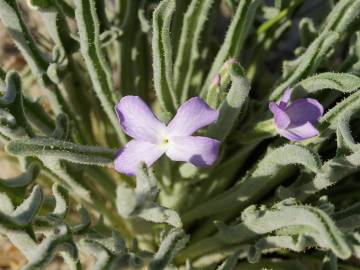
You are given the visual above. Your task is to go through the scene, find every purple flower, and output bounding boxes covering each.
[269,88,324,141]
[114,96,221,176]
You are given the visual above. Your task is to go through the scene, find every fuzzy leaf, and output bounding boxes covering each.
[291,151,360,201]
[0,185,43,229]
[320,91,360,132]
[152,0,178,113]
[183,144,321,222]
[0,0,75,118]
[149,228,189,270]
[271,31,339,100]
[322,0,360,33]
[74,0,126,143]
[0,72,34,138]
[52,114,70,140]
[293,72,360,98]
[248,235,315,263]
[174,0,215,102]
[336,110,360,155]
[216,251,240,270]
[116,164,182,227]
[0,162,40,192]
[241,201,351,259]
[51,184,69,220]
[207,64,250,142]
[6,137,116,166]
[299,18,317,47]
[201,0,261,96]
[22,225,77,270]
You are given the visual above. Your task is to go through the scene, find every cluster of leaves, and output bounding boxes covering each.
[0,0,360,269]
[0,163,188,269]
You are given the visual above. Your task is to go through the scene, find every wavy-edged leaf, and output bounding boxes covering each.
[22,225,78,270]
[0,185,43,229]
[0,0,75,120]
[72,207,91,234]
[336,110,360,155]
[241,201,351,259]
[216,250,240,270]
[0,0,48,74]
[136,204,182,228]
[116,165,182,227]
[0,162,40,191]
[0,71,34,137]
[180,200,352,261]
[320,91,360,131]
[291,151,360,201]
[183,144,322,222]
[293,72,360,98]
[51,184,69,220]
[13,185,43,227]
[299,18,317,47]
[333,203,360,232]
[247,235,315,263]
[149,228,189,270]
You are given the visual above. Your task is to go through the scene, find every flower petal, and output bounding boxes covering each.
[269,102,291,129]
[285,98,324,126]
[278,122,319,141]
[167,97,219,136]
[114,140,165,176]
[278,87,292,109]
[115,96,166,143]
[166,136,220,167]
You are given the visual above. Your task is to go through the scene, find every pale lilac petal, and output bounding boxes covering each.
[114,140,165,176]
[166,136,220,167]
[269,102,290,129]
[167,97,219,136]
[285,98,324,126]
[278,87,292,109]
[278,122,319,141]
[115,96,166,143]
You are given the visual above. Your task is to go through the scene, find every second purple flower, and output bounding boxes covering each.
[114,96,221,176]
[269,88,324,141]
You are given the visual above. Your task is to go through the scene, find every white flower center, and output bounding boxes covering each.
[160,134,171,150]
[162,137,169,144]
